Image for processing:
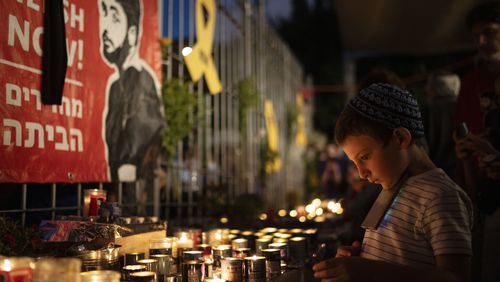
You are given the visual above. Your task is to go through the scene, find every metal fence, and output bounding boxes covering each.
[0,0,309,228]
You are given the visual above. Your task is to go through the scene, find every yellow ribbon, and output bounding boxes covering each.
[184,0,222,95]
[295,94,307,146]
[264,99,281,173]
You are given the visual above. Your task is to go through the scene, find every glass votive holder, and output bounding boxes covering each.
[150,254,172,276]
[34,257,81,282]
[83,189,107,217]
[207,229,230,247]
[181,260,203,282]
[124,252,145,266]
[289,237,307,265]
[231,238,248,250]
[255,238,271,255]
[80,270,120,282]
[149,238,175,256]
[163,273,183,282]
[212,245,232,269]
[174,231,194,249]
[182,250,202,262]
[129,271,156,282]
[0,257,34,282]
[244,256,266,280]
[261,249,281,278]
[220,257,243,282]
[197,244,212,258]
[234,248,251,259]
[122,265,147,280]
[269,242,289,264]
[229,229,241,235]
[137,259,159,273]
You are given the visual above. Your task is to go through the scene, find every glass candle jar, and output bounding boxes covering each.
[34,257,81,282]
[83,189,107,217]
[0,257,35,282]
[80,270,120,282]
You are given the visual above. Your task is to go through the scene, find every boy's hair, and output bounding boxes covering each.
[335,83,425,146]
[466,1,500,28]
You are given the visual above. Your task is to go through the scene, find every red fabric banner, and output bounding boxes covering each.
[0,0,162,182]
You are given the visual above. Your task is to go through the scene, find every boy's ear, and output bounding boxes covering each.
[393,127,412,148]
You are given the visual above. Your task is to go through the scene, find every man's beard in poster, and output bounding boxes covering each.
[103,32,133,68]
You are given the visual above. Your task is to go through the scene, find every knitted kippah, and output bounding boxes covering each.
[348,83,425,137]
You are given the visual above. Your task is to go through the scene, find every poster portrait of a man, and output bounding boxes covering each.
[98,0,164,182]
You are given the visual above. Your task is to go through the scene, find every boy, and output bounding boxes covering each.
[313,83,472,281]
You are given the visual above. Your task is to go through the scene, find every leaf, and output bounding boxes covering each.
[161,79,203,159]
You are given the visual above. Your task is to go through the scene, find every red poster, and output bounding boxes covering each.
[0,0,162,182]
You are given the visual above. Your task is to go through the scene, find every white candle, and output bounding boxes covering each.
[177,232,194,249]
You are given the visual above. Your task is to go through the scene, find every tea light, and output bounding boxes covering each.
[197,244,212,257]
[260,227,277,234]
[255,238,271,255]
[137,259,159,273]
[269,242,289,263]
[150,254,172,275]
[129,271,156,282]
[204,278,226,282]
[235,248,251,259]
[208,229,230,246]
[1,257,35,282]
[177,232,194,249]
[220,258,243,282]
[80,270,120,282]
[244,256,266,280]
[122,265,147,280]
[182,260,203,281]
[229,229,241,235]
[125,252,145,266]
[212,245,232,269]
[231,238,248,250]
[83,189,107,217]
[182,250,202,262]
[262,249,281,278]
[203,257,214,279]
[289,237,307,264]
[34,258,80,281]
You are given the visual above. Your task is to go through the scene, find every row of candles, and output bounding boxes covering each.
[0,227,317,282]
[116,227,317,281]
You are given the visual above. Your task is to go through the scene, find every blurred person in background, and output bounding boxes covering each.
[423,71,461,178]
[453,4,500,279]
[455,76,500,282]
[320,143,347,199]
[455,1,500,135]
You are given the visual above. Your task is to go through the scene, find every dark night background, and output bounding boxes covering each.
[267,0,475,141]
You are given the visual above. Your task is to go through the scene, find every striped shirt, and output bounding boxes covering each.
[361,168,472,268]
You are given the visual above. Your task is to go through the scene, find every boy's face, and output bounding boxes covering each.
[340,133,408,190]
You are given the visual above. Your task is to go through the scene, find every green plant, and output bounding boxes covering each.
[237,78,258,140]
[162,79,202,159]
[0,216,40,256]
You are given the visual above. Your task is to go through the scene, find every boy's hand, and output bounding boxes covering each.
[313,256,369,282]
[335,241,361,257]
